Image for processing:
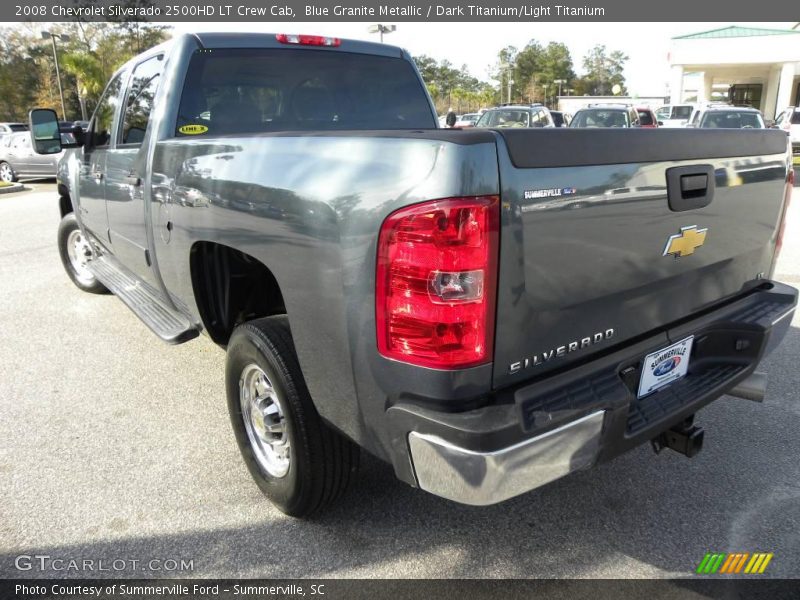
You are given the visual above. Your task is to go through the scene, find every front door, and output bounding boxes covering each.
[105,53,165,287]
[78,72,125,243]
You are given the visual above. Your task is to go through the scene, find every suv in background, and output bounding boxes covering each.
[569,104,641,128]
[774,107,800,160]
[693,106,765,129]
[655,104,695,127]
[475,105,555,128]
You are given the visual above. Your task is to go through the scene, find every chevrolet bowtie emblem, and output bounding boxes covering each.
[663,225,708,258]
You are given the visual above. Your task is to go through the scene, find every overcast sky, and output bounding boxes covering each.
[171,21,797,95]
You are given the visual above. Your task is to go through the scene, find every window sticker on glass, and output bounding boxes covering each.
[178,124,209,135]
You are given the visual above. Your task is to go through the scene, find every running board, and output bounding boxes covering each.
[88,255,199,344]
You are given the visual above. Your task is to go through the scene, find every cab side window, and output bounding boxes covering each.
[91,73,124,148]
[120,55,164,146]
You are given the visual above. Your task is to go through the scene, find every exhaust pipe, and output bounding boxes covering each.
[728,372,768,403]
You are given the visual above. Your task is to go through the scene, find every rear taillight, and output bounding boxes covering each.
[776,168,793,258]
[276,33,341,47]
[376,196,499,369]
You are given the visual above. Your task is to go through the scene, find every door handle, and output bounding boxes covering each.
[666,165,715,212]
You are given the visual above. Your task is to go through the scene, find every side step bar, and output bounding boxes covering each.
[88,255,199,344]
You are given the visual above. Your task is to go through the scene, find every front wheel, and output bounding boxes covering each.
[57,213,108,294]
[226,316,359,517]
[0,161,16,183]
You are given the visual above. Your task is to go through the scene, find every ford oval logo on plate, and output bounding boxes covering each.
[638,336,694,398]
[653,356,681,377]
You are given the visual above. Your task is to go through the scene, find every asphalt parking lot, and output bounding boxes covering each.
[1,177,799,579]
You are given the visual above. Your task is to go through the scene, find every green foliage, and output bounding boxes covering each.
[575,45,629,96]
[413,55,495,114]
[0,20,168,122]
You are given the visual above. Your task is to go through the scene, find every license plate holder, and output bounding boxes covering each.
[637,336,694,398]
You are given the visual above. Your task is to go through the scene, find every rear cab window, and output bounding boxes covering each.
[637,110,654,126]
[792,110,800,125]
[175,48,435,135]
[672,106,693,120]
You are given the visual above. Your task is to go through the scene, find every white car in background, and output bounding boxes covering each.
[455,113,480,128]
[655,104,696,127]
[690,106,766,129]
[774,107,800,162]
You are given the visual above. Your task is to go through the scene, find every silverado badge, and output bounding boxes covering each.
[663,225,708,258]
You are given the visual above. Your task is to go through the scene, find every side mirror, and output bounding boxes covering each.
[657,121,664,126]
[28,109,62,155]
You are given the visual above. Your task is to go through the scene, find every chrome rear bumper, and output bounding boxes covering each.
[408,411,605,506]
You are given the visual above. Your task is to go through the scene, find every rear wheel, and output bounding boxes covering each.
[0,161,16,183]
[57,213,107,294]
[226,316,359,517]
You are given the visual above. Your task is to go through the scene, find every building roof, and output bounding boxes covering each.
[673,26,800,40]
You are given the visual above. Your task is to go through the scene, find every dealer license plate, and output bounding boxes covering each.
[637,336,694,398]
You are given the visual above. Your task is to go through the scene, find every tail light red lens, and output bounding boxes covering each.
[276,33,341,47]
[376,196,499,369]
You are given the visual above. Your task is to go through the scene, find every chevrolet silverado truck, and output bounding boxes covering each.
[30,32,797,517]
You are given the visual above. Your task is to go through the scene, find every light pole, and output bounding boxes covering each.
[42,31,70,120]
[554,79,566,99]
[368,24,396,43]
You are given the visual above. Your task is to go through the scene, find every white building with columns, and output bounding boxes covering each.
[668,25,800,121]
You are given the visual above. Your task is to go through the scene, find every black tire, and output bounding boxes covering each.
[57,213,108,294]
[0,161,17,183]
[226,315,359,517]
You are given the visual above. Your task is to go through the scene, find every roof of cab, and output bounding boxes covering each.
[189,32,404,58]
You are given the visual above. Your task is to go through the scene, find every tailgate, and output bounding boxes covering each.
[492,128,790,388]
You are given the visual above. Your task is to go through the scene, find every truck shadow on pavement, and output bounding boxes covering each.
[3,324,799,580]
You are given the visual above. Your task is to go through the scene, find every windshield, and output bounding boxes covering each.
[570,109,629,128]
[700,111,764,129]
[476,109,531,128]
[176,48,435,134]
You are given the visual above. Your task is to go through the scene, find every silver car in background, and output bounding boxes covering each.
[0,130,72,182]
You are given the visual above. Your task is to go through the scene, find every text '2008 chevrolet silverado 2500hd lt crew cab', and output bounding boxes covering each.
[29,32,797,517]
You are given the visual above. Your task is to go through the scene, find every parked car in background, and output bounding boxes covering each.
[693,106,765,129]
[655,104,695,127]
[0,129,70,182]
[475,105,555,128]
[454,113,480,127]
[550,110,571,127]
[636,107,658,128]
[0,122,28,142]
[569,104,641,128]
[773,107,800,161]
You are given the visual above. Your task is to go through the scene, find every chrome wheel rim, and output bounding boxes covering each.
[0,163,12,183]
[66,229,95,286]
[240,363,291,478]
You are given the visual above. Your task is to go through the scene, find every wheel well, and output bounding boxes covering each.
[190,242,286,345]
[59,192,73,217]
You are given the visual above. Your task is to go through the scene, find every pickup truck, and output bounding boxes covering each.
[29,32,797,517]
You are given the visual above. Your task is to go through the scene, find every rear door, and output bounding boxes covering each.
[105,53,164,287]
[492,128,790,388]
